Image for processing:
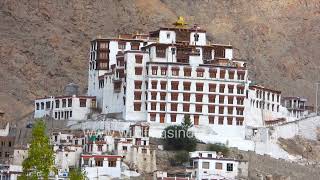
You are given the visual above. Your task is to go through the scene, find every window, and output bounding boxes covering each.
[160,103,166,111]
[236,107,244,115]
[160,93,166,100]
[171,81,179,90]
[219,96,225,104]
[142,149,147,153]
[172,67,179,76]
[236,118,244,125]
[196,94,203,102]
[100,42,108,49]
[152,66,158,75]
[151,103,156,110]
[134,103,141,111]
[237,71,245,80]
[228,85,234,94]
[183,93,190,101]
[237,97,244,105]
[219,106,224,114]
[171,93,178,101]
[228,107,233,115]
[161,67,167,75]
[150,113,156,121]
[171,114,176,122]
[171,103,178,111]
[131,42,140,50]
[227,163,233,171]
[237,86,244,94]
[216,162,223,169]
[208,105,215,113]
[98,145,103,151]
[228,97,234,104]
[123,146,127,151]
[135,81,142,89]
[229,70,235,79]
[99,52,107,59]
[160,81,166,90]
[40,102,44,109]
[8,141,11,147]
[196,105,202,113]
[209,95,216,103]
[166,32,170,39]
[36,103,40,110]
[209,84,216,92]
[202,162,210,169]
[219,84,225,93]
[209,69,217,78]
[209,116,215,124]
[151,81,157,89]
[46,101,51,109]
[5,152,10,157]
[196,68,204,77]
[220,69,226,79]
[184,68,191,77]
[68,99,72,107]
[80,99,87,107]
[118,42,126,50]
[218,116,224,125]
[227,117,233,125]
[196,83,203,91]
[156,47,166,58]
[151,92,157,100]
[203,48,212,59]
[135,67,143,75]
[135,55,143,64]
[55,100,60,108]
[134,91,142,100]
[183,82,191,91]
[183,104,190,112]
[108,160,117,167]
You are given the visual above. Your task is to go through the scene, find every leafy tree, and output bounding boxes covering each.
[207,143,230,156]
[162,115,197,151]
[69,168,86,180]
[19,120,55,180]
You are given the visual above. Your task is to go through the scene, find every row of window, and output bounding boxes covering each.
[251,100,280,112]
[146,103,244,115]
[36,101,52,110]
[134,91,245,105]
[135,80,245,94]
[54,111,72,120]
[147,66,245,80]
[194,161,234,171]
[83,159,117,167]
[148,113,244,126]
[255,90,280,103]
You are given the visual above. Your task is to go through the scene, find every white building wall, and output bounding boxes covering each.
[190,32,206,46]
[225,48,233,60]
[159,30,176,44]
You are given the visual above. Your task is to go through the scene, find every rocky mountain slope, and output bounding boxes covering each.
[0,0,319,121]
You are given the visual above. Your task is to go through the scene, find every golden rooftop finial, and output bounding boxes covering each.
[173,16,188,28]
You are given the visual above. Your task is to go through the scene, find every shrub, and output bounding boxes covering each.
[207,143,230,156]
[162,125,197,151]
[170,151,190,166]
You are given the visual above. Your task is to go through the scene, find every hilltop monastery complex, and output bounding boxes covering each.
[34,17,312,149]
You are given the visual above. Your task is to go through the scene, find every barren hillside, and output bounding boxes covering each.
[0,0,319,121]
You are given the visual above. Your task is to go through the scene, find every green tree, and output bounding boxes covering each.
[162,115,197,151]
[181,114,193,129]
[69,168,86,180]
[19,120,55,180]
[170,151,190,166]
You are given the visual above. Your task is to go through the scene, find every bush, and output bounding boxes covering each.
[207,143,230,156]
[170,151,190,166]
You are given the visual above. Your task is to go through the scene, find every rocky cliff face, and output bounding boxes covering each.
[0,0,319,120]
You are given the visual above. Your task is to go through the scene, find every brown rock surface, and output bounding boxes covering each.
[0,0,320,120]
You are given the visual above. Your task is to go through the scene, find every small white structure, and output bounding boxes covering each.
[282,96,309,118]
[0,164,22,180]
[34,95,97,120]
[80,154,122,179]
[189,151,248,180]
